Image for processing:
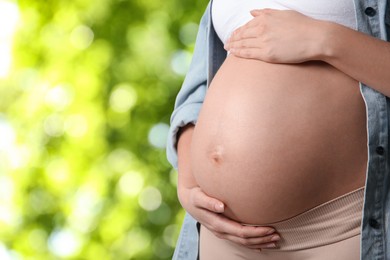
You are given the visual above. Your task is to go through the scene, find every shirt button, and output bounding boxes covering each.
[376,146,385,155]
[364,7,377,17]
[369,218,380,229]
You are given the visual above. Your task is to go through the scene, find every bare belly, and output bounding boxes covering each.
[190,55,368,225]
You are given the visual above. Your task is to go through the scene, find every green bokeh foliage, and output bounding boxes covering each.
[0,0,208,258]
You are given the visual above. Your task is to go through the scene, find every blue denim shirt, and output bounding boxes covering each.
[166,1,390,259]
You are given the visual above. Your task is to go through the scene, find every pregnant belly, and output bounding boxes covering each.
[190,55,368,225]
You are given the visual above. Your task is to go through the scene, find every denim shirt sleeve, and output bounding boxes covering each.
[167,5,211,260]
[166,4,210,170]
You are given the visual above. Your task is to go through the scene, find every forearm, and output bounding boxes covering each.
[226,9,390,97]
[320,22,390,97]
[177,124,197,202]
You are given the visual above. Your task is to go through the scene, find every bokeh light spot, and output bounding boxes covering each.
[45,157,70,185]
[69,187,102,233]
[148,123,169,149]
[0,171,17,228]
[44,85,73,110]
[0,204,17,227]
[109,84,137,113]
[48,228,82,257]
[0,176,14,202]
[125,228,151,257]
[179,22,198,46]
[28,229,48,252]
[0,1,19,78]
[163,224,179,248]
[169,168,178,187]
[0,243,14,260]
[64,114,88,138]
[170,50,192,76]
[0,1,19,38]
[43,114,64,137]
[70,25,94,50]
[106,148,134,173]
[138,186,162,211]
[118,170,144,197]
[0,116,16,152]
[0,44,11,78]
[7,145,30,169]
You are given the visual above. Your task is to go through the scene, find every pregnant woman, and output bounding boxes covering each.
[167,0,390,259]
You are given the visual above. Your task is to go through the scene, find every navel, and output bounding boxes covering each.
[209,145,225,166]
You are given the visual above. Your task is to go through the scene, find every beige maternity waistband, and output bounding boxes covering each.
[243,186,365,251]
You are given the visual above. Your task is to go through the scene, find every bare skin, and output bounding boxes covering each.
[191,55,367,224]
[177,124,280,250]
[176,7,390,251]
[225,9,390,96]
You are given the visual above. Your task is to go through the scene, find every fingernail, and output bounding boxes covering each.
[271,235,280,241]
[215,203,224,212]
[266,229,275,234]
[266,243,276,248]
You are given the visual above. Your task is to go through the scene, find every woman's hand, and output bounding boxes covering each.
[224,9,327,63]
[176,124,280,250]
[178,185,280,250]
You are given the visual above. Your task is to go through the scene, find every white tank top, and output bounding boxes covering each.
[212,0,357,44]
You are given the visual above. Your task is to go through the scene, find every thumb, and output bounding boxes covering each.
[250,9,262,17]
[193,188,225,213]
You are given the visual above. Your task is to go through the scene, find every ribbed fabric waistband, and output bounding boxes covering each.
[246,187,365,251]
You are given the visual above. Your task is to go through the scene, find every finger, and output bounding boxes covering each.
[229,24,259,42]
[249,241,280,253]
[210,233,280,249]
[191,187,225,213]
[257,242,279,249]
[229,47,264,60]
[251,8,275,17]
[239,233,279,246]
[225,38,261,52]
[227,15,264,42]
[209,214,276,238]
[250,9,262,16]
[241,241,279,250]
[213,232,281,247]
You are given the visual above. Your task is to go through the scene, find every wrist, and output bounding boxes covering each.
[314,21,341,63]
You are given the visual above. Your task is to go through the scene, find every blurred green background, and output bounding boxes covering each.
[0,0,207,258]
